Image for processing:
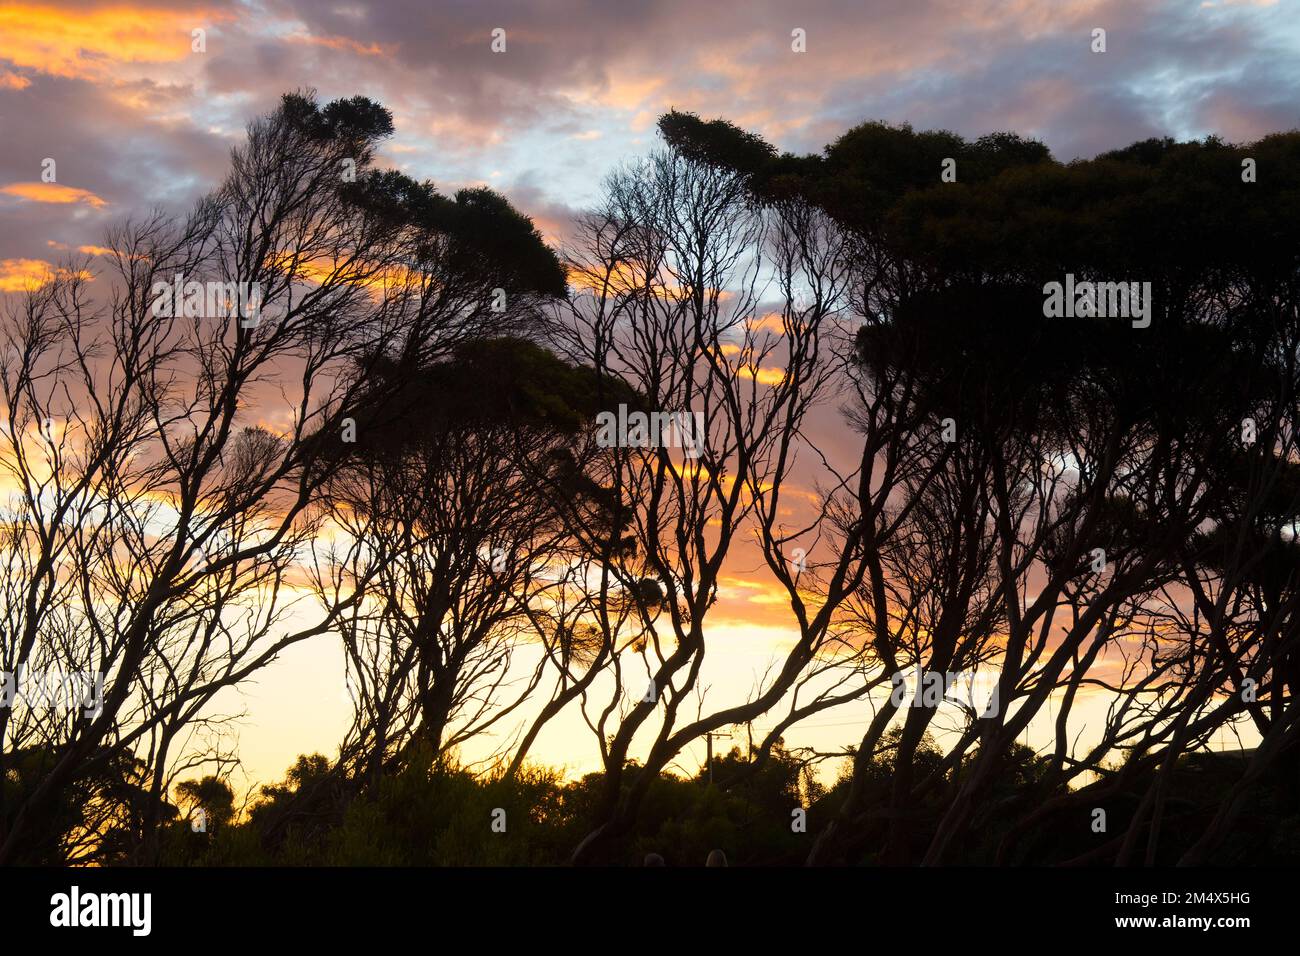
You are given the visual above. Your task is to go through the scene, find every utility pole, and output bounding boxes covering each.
[703,730,731,786]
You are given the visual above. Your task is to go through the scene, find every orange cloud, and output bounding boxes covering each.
[0,258,96,292]
[282,31,396,57]
[0,4,232,79]
[0,259,54,291]
[747,312,787,334]
[0,258,95,291]
[736,364,786,387]
[46,240,114,255]
[2,182,108,208]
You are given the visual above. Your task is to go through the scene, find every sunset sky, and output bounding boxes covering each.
[1,0,1295,789]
